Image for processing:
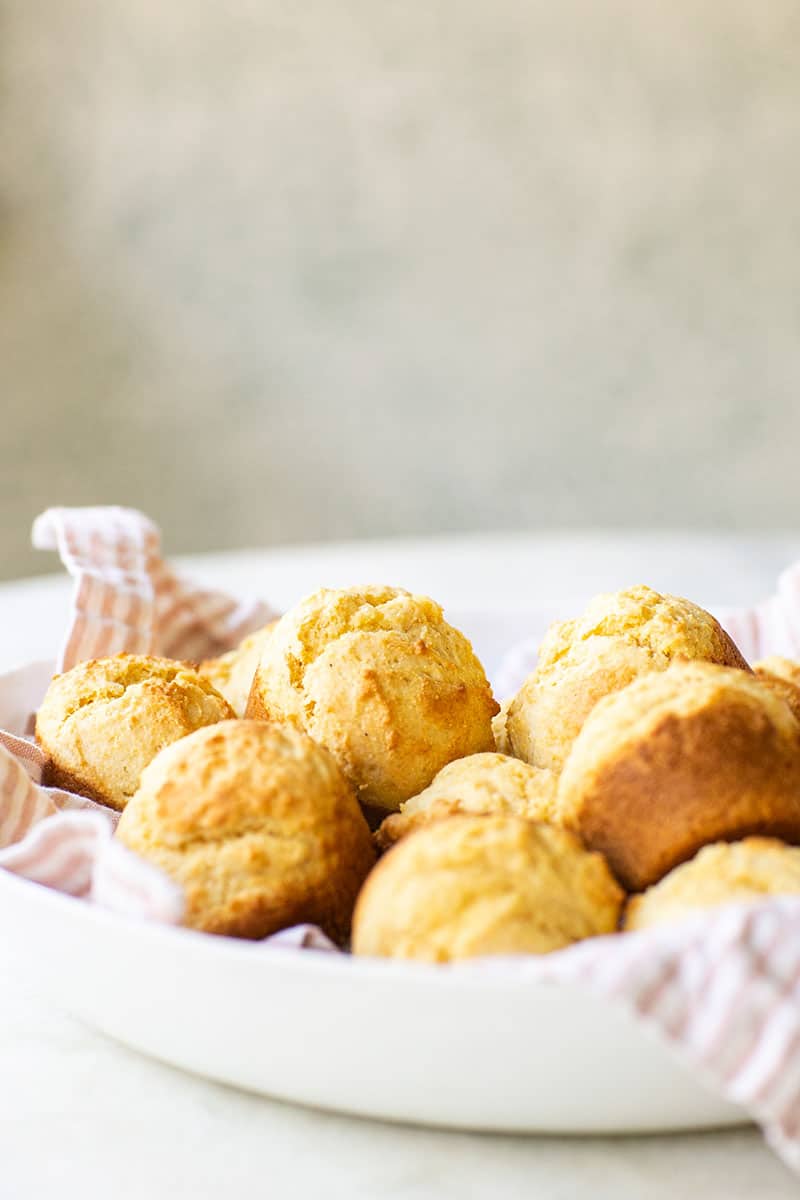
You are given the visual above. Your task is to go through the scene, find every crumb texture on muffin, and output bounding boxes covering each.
[506,585,749,772]
[375,752,558,849]
[754,656,800,688]
[36,653,234,811]
[625,837,800,931]
[116,719,375,941]
[492,699,513,755]
[753,657,800,722]
[199,621,277,716]
[245,585,498,811]
[556,660,800,891]
[352,814,623,962]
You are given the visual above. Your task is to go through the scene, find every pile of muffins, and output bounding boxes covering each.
[33,582,800,962]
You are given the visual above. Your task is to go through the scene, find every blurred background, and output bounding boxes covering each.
[2,1,799,580]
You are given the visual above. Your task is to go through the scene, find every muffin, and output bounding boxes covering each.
[245,585,498,811]
[352,814,623,962]
[753,657,800,722]
[375,752,558,850]
[556,660,800,891]
[199,621,278,716]
[116,719,375,941]
[506,585,749,772]
[36,654,235,811]
[625,837,800,931]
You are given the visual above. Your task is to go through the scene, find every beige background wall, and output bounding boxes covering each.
[2,1,799,579]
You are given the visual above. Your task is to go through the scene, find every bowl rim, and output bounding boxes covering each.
[0,855,623,991]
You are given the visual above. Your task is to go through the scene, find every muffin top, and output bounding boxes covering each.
[199,621,278,716]
[537,585,748,674]
[36,653,234,810]
[556,660,800,890]
[506,586,748,772]
[116,719,375,942]
[246,585,498,811]
[376,752,558,849]
[625,837,800,931]
[353,813,623,962]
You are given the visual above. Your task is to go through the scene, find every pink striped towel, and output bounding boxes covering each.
[0,506,275,920]
[3,506,800,1171]
[31,506,275,671]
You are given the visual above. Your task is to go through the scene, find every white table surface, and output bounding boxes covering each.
[2,532,799,1199]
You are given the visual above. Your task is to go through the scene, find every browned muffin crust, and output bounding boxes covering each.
[556,661,800,891]
[116,719,375,942]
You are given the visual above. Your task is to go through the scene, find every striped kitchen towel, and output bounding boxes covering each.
[32,505,276,671]
[0,719,186,920]
[532,896,800,1173]
[0,505,275,919]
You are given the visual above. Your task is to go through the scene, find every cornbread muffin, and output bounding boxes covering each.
[116,720,375,941]
[246,585,498,811]
[36,654,235,811]
[353,814,623,962]
[556,661,800,891]
[625,838,800,931]
[754,656,800,688]
[375,752,558,850]
[753,657,800,722]
[506,586,749,772]
[199,621,278,716]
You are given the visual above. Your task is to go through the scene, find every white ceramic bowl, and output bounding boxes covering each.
[0,607,746,1134]
[0,866,743,1133]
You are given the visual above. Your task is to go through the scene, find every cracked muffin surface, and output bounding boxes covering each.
[506,585,749,772]
[375,752,558,850]
[246,585,498,811]
[116,719,375,941]
[36,653,234,810]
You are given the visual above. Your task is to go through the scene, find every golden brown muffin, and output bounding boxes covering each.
[353,814,623,962]
[506,585,749,772]
[116,719,375,942]
[245,585,498,811]
[36,654,235,811]
[625,837,800,931]
[753,657,800,722]
[556,661,800,892]
[375,752,558,850]
[199,621,278,716]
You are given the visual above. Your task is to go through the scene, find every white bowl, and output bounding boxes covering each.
[0,608,746,1134]
[0,866,744,1134]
